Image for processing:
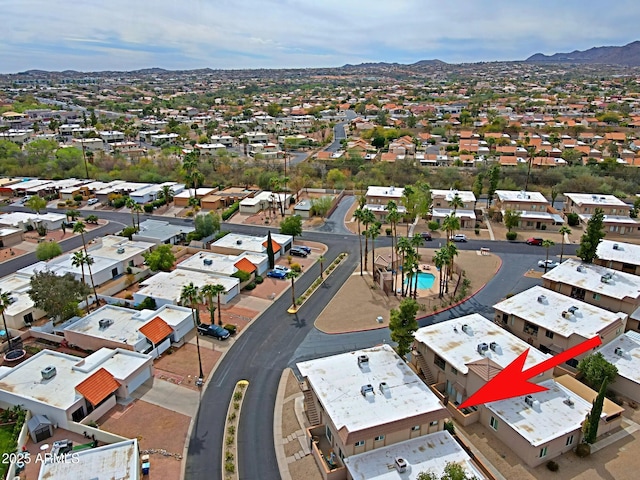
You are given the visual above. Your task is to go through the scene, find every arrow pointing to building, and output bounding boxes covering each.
[458,335,602,410]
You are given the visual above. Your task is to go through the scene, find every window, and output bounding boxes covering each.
[374,435,385,441]
[540,447,548,458]
[523,322,539,337]
[545,330,554,339]
[430,421,439,426]
[490,416,498,430]
[355,440,365,447]
[566,435,574,446]
[325,425,332,443]
[592,293,601,301]
[23,312,34,324]
[434,354,446,370]
[411,425,420,431]
[451,366,458,375]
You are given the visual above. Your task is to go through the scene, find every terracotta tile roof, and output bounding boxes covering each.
[262,239,281,253]
[75,368,120,406]
[139,316,173,344]
[234,257,256,273]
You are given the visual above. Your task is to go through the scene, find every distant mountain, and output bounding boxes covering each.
[410,59,447,67]
[341,59,446,69]
[526,41,640,66]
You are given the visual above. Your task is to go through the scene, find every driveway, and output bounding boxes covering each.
[306,195,355,235]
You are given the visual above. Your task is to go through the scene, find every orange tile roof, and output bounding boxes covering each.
[75,368,120,407]
[234,257,256,273]
[262,239,281,253]
[139,317,173,344]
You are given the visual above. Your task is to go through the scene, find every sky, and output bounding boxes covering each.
[2,0,639,73]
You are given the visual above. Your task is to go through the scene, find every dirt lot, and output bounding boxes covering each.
[154,340,221,390]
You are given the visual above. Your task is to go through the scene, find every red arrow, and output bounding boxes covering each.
[458,336,602,410]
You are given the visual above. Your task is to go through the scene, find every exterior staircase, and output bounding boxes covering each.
[414,351,436,385]
[303,389,320,426]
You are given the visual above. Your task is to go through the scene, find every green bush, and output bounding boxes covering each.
[136,297,157,311]
[444,420,455,434]
[73,194,84,202]
[244,282,256,290]
[506,231,517,241]
[232,270,251,282]
[255,275,264,284]
[547,460,559,472]
[112,197,127,209]
[233,391,243,401]
[152,198,166,208]
[222,201,240,220]
[143,203,154,213]
[541,224,547,230]
[214,230,230,240]
[566,212,580,226]
[224,324,237,334]
[290,263,302,272]
[575,443,591,457]
[475,228,480,235]
[225,461,235,473]
[428,220,440,231]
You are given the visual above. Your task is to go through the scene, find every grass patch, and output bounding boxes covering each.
[0,424,16,478]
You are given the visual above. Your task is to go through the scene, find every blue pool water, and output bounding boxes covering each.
[404,272,436,289]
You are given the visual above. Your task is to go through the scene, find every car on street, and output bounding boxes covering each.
[450,234,468,242]
[421,232,433,241]
[526,237,544,246]
[197,324,230,340]
[289,247,308,257]
[87,198,99,205]
[267,269,287,279]
[538,259,560,269]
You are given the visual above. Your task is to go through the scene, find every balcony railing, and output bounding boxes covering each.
[307,426,346,480]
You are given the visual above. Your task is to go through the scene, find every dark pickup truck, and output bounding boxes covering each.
[197,324,230,340]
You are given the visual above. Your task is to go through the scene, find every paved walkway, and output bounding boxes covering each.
[132,379,201,418]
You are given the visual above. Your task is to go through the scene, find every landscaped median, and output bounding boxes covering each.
[294,253,348,309]
[222,380,248,480]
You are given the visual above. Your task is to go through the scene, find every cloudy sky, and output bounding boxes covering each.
[2,0,638,73]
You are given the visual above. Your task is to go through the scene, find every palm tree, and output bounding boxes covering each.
[125,198,137,230]
[448,193,464,213]
[442,214,461,243]
[201,284,226,326]
[542,239,555,273]
[318,255,326,279]
[353,208,367,276]
[71,251,90,313]
[133,203,143,230]
[433,248,448,298]
[73,221,99,304]
[367,222,381,278]
[386,201,401,294]
[361,209,376,272]
[159,185,175,206]
[410,234,423,296]
[445,242,458,288]
[286,270,300,312]
[181,282,204,381]
[396,237,412,297]
[0,289,14,350]
[559,226,571,263]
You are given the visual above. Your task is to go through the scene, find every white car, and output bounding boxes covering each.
[87,198,99,205]
[450,234,468,242]
[274,265,290,273]
[538,259,560,269]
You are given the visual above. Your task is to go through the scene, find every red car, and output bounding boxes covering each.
[526,237,544,246]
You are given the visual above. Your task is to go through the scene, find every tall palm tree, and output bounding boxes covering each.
[353,208,367,276]
[442,214,461,243]
[159,185,175,206]
[125,197,137,230]
[367,222,381,278]
[181,282,204,380]
[0,289,14,350]
[133,203,143,230]
[71,251,90,313]
[386,201,401,294]
[318,255,326,279]
[201,284,226,326]
[286,270,300,312]
[542,239,555,273]
[445,243,458,291]
[448,193,464,213]
[433,248,449,298]
[410,234,423,296]
[558,226,571,263]
[361,209,376,272]
[73,221,98,306]
[396,237,413,297]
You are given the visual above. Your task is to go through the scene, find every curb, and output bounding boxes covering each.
[221,380,249,480]
[273,370,293,480]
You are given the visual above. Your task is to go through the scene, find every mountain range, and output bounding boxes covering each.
[525,40,640,66]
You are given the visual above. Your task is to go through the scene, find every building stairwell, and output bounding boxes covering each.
[413,350,436,385]
[303,389,320,426]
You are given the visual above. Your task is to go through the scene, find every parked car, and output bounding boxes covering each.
[267,269,287,279]
[289,247,308,257]
[274,265,290,273]
[421,232,433,241]
[87,198,99,205]
[538,259,560,269]
[526,237,544,246]
[450,234,468,242]
[197,324,230,340]
[295,246,312,254]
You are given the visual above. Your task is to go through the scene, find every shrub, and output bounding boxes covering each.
[575,443,591,458]
[152,198,166,208]
[224,324,237,334]
[225,451,234,462]
[125,293,133,300]
[290,263,302,273]
[233,402,239,410]
[185,210,195,217]
[385,228,392,235]
[222,201,240,220]
[541,224,547,230]
[143,203,154,213]
[244,283,256,290]
[136,297,157,311]
[227,425,236,435]
[233,391,243,401]
[112,197,127,209]
[228,412,236,421]
[232,270,251,282]
[225,461,235,473]
[254,275,264,284]
[547,460,559,472]
[567,212,580,226]
[506,231,517,241]
[214,230,230,240]
[444,420,455,434]
[475,228,480,235]
[57,201,67,208]
[73,194,84,202]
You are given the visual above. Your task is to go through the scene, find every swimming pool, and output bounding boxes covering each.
[404,272,436,290]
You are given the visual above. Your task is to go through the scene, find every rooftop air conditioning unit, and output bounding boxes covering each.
[361,384,374,397]
[537,295,547,304]
[357,355,369,367]
[563,397,575,407]
[99,318,113,329]
[615,347,625,357]
[41,365,57,380]
[524,395,534,407]
[203,258,213,266]
[568,306,579,314]
[490,342,499,352]
[562,311,571,319]
[236,240,242,245]
[477,343,489,355]
[577,265,585,272]
[462,324,472,335]
[613,243,620,250]
[116,247,125,254]
[379,382,389,393]
[394,457,408,473]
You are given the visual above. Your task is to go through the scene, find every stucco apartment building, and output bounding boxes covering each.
[494,190,563,230]
[564,193,640,236]
[297,345,449,480]
[596,331,640,403]
[493,286,627,366]
[430,189,476,228]
[595,239,640,276]
[542,258,640,330]
[364,186,407,218]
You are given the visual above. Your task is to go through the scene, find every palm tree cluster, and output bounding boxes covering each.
[396,234,424,298]
[73,221,98,308]
[433,243,459,298]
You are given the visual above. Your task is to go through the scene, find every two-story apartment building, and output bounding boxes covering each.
[430,189,476,228]
[595,240,640,275]
[493,286,626,366]
[363,186,407,218]
[542,258,640,330]
[564,193,639,236]
[297,345,449,480]
[596,331,640,403]
[494,190,563,230]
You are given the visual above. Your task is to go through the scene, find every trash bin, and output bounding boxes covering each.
[141,454,150,475]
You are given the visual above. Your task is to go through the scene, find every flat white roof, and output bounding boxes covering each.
[37,439,138,480]
[212,232,291,253]
[344,431,485,480]
[137,270,239,302]
[596,240,640,266]
[0,348,150,409]
[96,182,151,195]
[485,378,594,447]
[495,190,548,203]
[366,186,405,199]
[86,235,154,261]
[9,179,53,191]
[136,304,192,328]
[0,227,21,236]
[63,305,148,345]
[178,251,262,276]
[174,188,216,199]
[565,192,629,207]
[542,258,640,301]
[297,345,446,435]
[0,212,64,227]
[414,314,550,375]
[578,213,639,225]
[493,286,626,339]
[134,219,194,241]
[0,273,35,316]
[431,189,476,203]
[431,208,475,220]
[597,331,640,386]
[364,204,407,214]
